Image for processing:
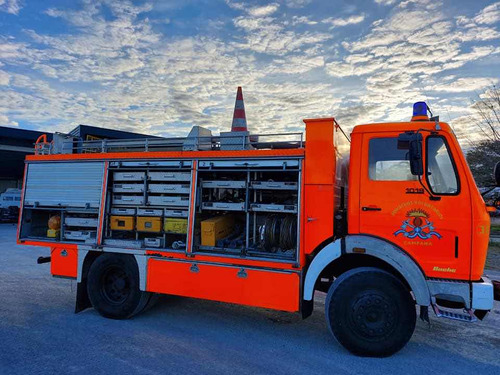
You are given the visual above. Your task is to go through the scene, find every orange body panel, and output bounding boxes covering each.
[147,259,300,312]
[26,148,304,162]
[50,245,78,278]
[304,185,334,254]
[303,118,336,254]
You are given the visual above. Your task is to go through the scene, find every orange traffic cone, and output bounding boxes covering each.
[231,86,248,132]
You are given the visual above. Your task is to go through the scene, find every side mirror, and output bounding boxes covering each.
[495,161,500,187]
[398,132,423,176]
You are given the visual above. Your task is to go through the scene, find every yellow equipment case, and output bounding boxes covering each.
[137,217,162,233]
[164,218,188,234]
[201,215,234,247]
[110,216,135,231]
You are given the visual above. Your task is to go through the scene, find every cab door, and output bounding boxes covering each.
[357,132,471,280]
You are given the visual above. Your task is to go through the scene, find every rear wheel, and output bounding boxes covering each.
[87,253,150,319]
[325,267,416,357]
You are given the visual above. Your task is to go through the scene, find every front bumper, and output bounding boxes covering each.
[427,276,494,310]
[472,276,494,310]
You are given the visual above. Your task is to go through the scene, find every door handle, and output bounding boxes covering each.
[307,217,317,222]
[362,206,382,211]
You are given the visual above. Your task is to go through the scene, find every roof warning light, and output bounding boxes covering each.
[411,101,430,121]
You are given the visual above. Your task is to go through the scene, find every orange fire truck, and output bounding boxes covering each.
[17,101,496,357]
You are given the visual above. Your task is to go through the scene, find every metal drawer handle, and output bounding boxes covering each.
[190,264,199,273]
[237,268,247,278]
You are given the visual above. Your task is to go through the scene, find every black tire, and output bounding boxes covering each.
[87,253,151,320]
[325,267,416,357]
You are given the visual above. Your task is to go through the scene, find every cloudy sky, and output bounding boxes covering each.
[0,0,499,144]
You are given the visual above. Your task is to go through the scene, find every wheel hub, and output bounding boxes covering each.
[101,266,130,304]
[351,293,397,339]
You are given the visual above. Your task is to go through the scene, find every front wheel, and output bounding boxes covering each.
[87,253,151,320]
[325,267,416,357]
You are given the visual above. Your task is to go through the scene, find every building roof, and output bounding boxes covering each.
[69,124,161,140]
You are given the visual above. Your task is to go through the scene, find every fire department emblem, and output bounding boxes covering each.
[394,209,441,240]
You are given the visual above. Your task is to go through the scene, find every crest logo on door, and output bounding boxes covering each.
[394,209,442,240]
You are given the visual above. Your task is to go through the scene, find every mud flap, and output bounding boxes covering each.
[301,298,314,319]
[75,280,91,313]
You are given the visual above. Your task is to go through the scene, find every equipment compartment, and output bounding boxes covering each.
[193,161,301,261]
[104,161,193,251]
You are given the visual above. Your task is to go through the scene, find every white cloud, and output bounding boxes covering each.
[374,0,397,5]
[424,77,499,93]
[473,2,500,25]
[322,14,365,28]
[0,0,22,15]
[248,3,279,17]
[285,0,312,8]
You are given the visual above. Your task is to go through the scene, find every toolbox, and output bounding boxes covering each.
[164,218,188,234]
[110,215,135,231]
[137,216,162,232]
[201,215,235,247]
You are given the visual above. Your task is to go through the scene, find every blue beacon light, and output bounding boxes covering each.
[413,101,428,117]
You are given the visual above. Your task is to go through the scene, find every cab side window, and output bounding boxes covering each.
[368,137,417,181]
[426,136,459,194]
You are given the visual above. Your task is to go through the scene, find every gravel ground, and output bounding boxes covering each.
[1,223,499,375]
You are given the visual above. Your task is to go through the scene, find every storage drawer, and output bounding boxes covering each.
[113,195,145,205]
[113,171,145,181]
[202,180,246,189]
[250,203,297,213]
[148,172,191,182]
[251,181,298,190]
[148,196,190,207]
[148,184,190,194]
[137,208,163,217]
[113,183,144,193]
[198,159,299,169]
[110,207,136,215]
[164,209,188,218]
[144,237,164,248]
[64,230,97,241]
[164,218,188,234]
[64,217,98,227]
[201,202,245,211]
[110,216,135,231]
[137,217,162,232]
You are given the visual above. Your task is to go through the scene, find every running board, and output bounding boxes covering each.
[431,304,477,322]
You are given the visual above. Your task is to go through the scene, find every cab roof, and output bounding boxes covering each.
[351,121,452,134]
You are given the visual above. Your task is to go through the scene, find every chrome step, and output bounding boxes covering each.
[431,304,477,322]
